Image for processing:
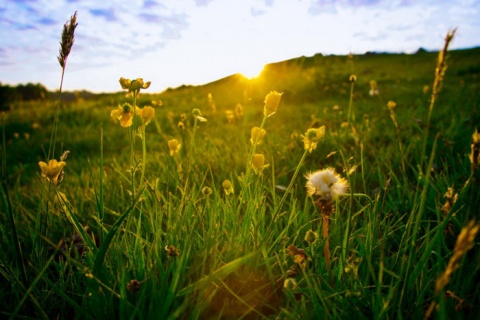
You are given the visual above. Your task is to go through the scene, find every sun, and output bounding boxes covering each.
[239,62,265,80]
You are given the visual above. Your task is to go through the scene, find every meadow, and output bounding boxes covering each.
[1,15,480,319]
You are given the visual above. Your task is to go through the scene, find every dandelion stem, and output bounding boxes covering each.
[322,213,333,287]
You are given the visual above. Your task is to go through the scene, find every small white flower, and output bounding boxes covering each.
[305,168,349,200]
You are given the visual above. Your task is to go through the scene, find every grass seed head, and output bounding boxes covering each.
[58,11,78,69]
[469,128,480,170]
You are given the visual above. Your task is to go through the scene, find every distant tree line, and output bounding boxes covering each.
[0,82,48,110]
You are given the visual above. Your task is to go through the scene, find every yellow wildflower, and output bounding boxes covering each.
[252,154,269,175]
[235,103,244,118]
[111,103,134,127]
[39,159,66,186]
[387,100,397,110]
[119,77,151,92]
[283,278,298,290]
[263,91,282,117]
[222,179,234,195]
[168,139,181,156]
[302,126,326,153]
[225,110,235,124]
[137,106,155,125]
[250,127,267,145]
[369,80,379,96]
[349,74,357,83]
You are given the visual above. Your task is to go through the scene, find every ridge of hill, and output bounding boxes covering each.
[155,46,480,111]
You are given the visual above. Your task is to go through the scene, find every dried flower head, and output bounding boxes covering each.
[111,103,134,127]
[252,154,269,175]
[126,279,141,293]
[250,127,267,145]
[222,179,234,195]
[165,245,180,257]
[304,229,319,246]
[469,128,480,170]
[302,126,326,153]
[202,186,212,196]
[168,139,181,156]
[192,108,207,122]
[119,77,151,92]
[305,168,349,201]
[263,91,282,117]
[39,159,66,186]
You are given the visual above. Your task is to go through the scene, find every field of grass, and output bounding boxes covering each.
[1,20,480,319]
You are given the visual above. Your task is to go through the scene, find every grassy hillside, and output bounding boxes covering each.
[1,40,480,319]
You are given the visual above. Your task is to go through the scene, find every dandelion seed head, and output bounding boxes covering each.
[305,168,349,200]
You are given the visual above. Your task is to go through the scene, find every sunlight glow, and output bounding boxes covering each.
[239,63,265,80]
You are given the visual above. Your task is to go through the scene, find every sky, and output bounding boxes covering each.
[1,0,479,93]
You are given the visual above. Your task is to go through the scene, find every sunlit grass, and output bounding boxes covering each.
[1,13,480,320]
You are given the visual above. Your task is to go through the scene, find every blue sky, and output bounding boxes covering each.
[1,0,479,93]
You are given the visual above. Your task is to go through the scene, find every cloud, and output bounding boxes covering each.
[138,12,189,39]
[37,17,57,26]
[89,8,117,22]
[194,0,214,7]
[250,7,267,17]
[308,0,384,15]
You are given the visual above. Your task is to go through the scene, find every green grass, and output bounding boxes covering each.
[1,35,480,319]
